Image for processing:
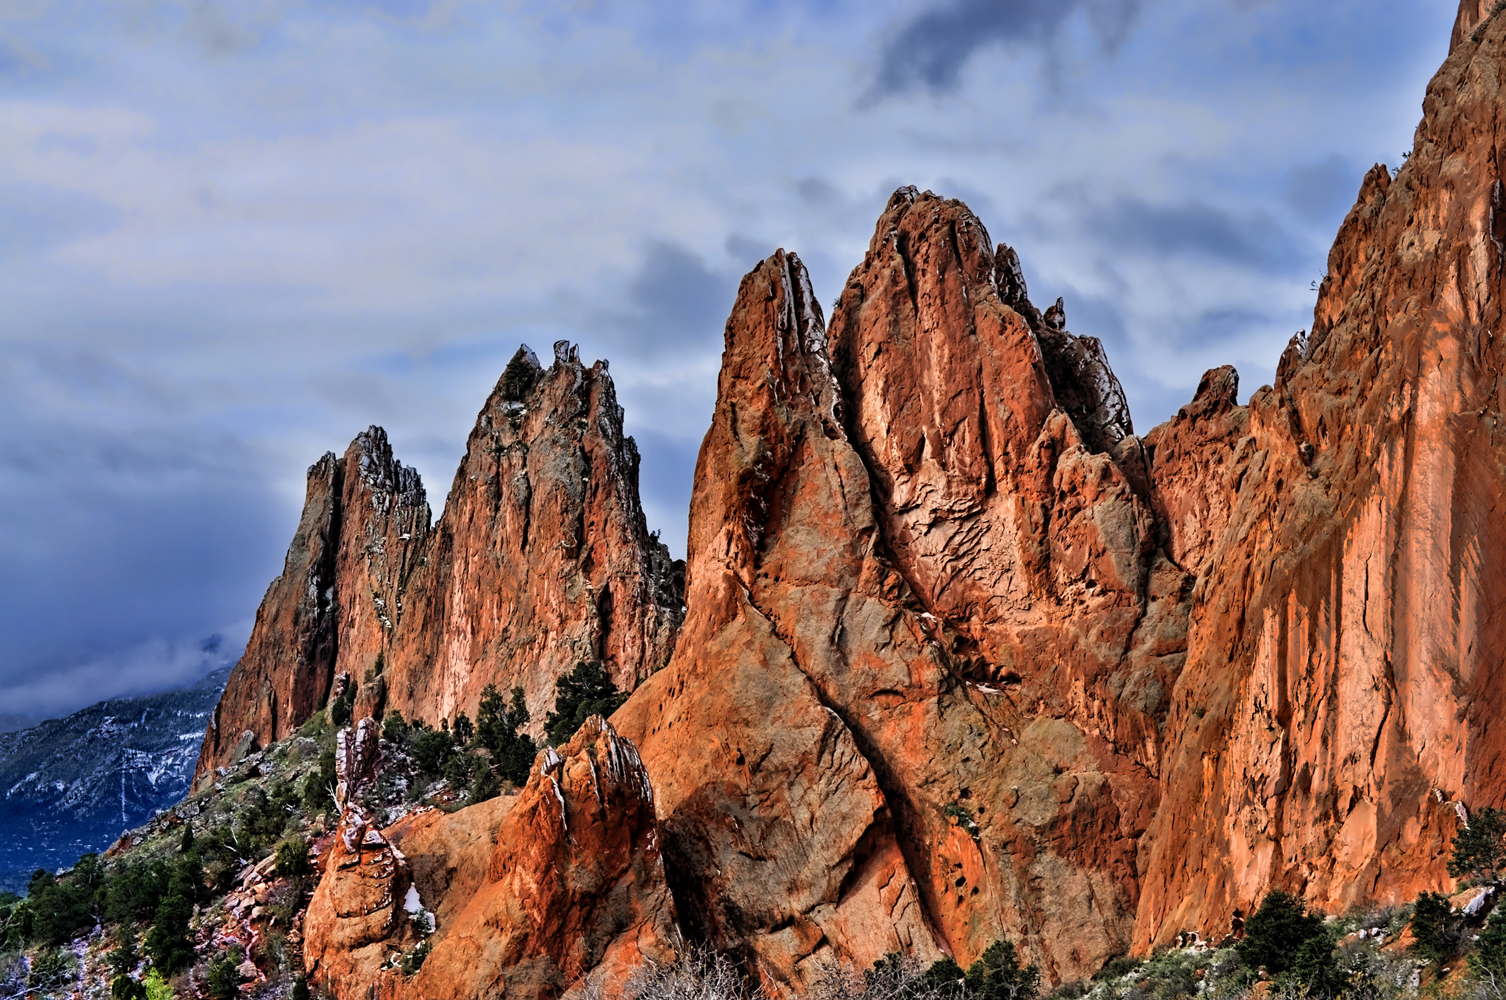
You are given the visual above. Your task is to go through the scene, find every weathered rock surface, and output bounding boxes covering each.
[198,428,428,779]
[197,346,683,783]
[404,717,679,1000]
[305,716,417,991]
[306,718,678,1000]
[1133,0,1506,946]
[618,211,1183,985]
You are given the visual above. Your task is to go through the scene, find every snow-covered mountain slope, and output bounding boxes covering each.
[0,666,228,893]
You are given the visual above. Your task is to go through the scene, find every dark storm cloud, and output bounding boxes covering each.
[0,350,287,716]
[1097,196,1306,274]
[868,0,1144,98]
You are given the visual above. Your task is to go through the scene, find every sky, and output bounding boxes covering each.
[0,0,1458,723]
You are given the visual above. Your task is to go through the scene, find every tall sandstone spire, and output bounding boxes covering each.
[196,343,684,784]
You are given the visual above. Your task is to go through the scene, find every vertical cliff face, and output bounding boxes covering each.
[380,343,683,733]
[207,2,1506,988]
[197,344,682,782]
[1133,0,1506,946]
[199,429,430,777]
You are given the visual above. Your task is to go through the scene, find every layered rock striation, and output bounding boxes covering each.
[197,346,683,784]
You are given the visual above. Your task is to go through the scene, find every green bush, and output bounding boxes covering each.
[412,728,457,775]
[292,977,311,1000]
[303,746,337,813]
[444,750,483,789]
[206,954,245,1000]
[1237,890,1327,979]
[470,765,502,803]
[109,924,140,977]
[27,854,106,946]
[1450,807,1506,886]
[29,947,75,991]
[545,661,626,745]
[965,940,1040,1000]
[452,712,475,746]
[276,837,312,879]
[384,710,411,744]
[329,681,357,728]
[112,974,149,1000]
[144,877,196,976]
[1471,912,1506,986]
[106,859,170,925]
[143,967,174,1000]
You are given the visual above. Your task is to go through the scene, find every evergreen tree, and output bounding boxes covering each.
[144,873,196,976]
[452,712,475,746]
[109,924,139,977]
[1237,890,1327,979]
[965,940,1040,1000]
[1450,806,1506,885]
[545,661,626,745]
[476,684,537,785]
[1411,891,1464,963]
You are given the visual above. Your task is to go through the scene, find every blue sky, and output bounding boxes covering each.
[0,0,1457,720]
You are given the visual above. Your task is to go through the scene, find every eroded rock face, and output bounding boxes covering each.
[1131,0,1506,947]
[305,717,416,992]
[198,429,429,781]
[197,345,683,782]
[405,717,679,1000]
[618,233,1173,985]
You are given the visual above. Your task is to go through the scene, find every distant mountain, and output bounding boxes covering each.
[0,666,228,894]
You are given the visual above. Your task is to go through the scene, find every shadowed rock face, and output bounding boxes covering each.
[196,345,684,784]
[197,427,430,777]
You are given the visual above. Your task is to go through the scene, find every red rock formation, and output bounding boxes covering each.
[240,2,1506,988]
[197,345,683,782]
[197,428,429,781]
[406,717,678,1000]
[305,718,678,1000]
[1132,0,1506,947]
[617,215,1184,984]
[378,343,683,737]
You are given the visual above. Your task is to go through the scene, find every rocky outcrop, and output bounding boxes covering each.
[197,346,683,783]
[405,717,678,1000]
[305,717,418,991]
[618,225,1182,984]
[198,429,430,780]
[305,718,677,1000]
[376,344,683,738]
[224,1,1506,989]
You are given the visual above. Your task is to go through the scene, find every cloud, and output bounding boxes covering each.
[867,0,1144,98]
[1095,196,1306,275]
[0,628,246,720]
[1286,154,1358,220]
